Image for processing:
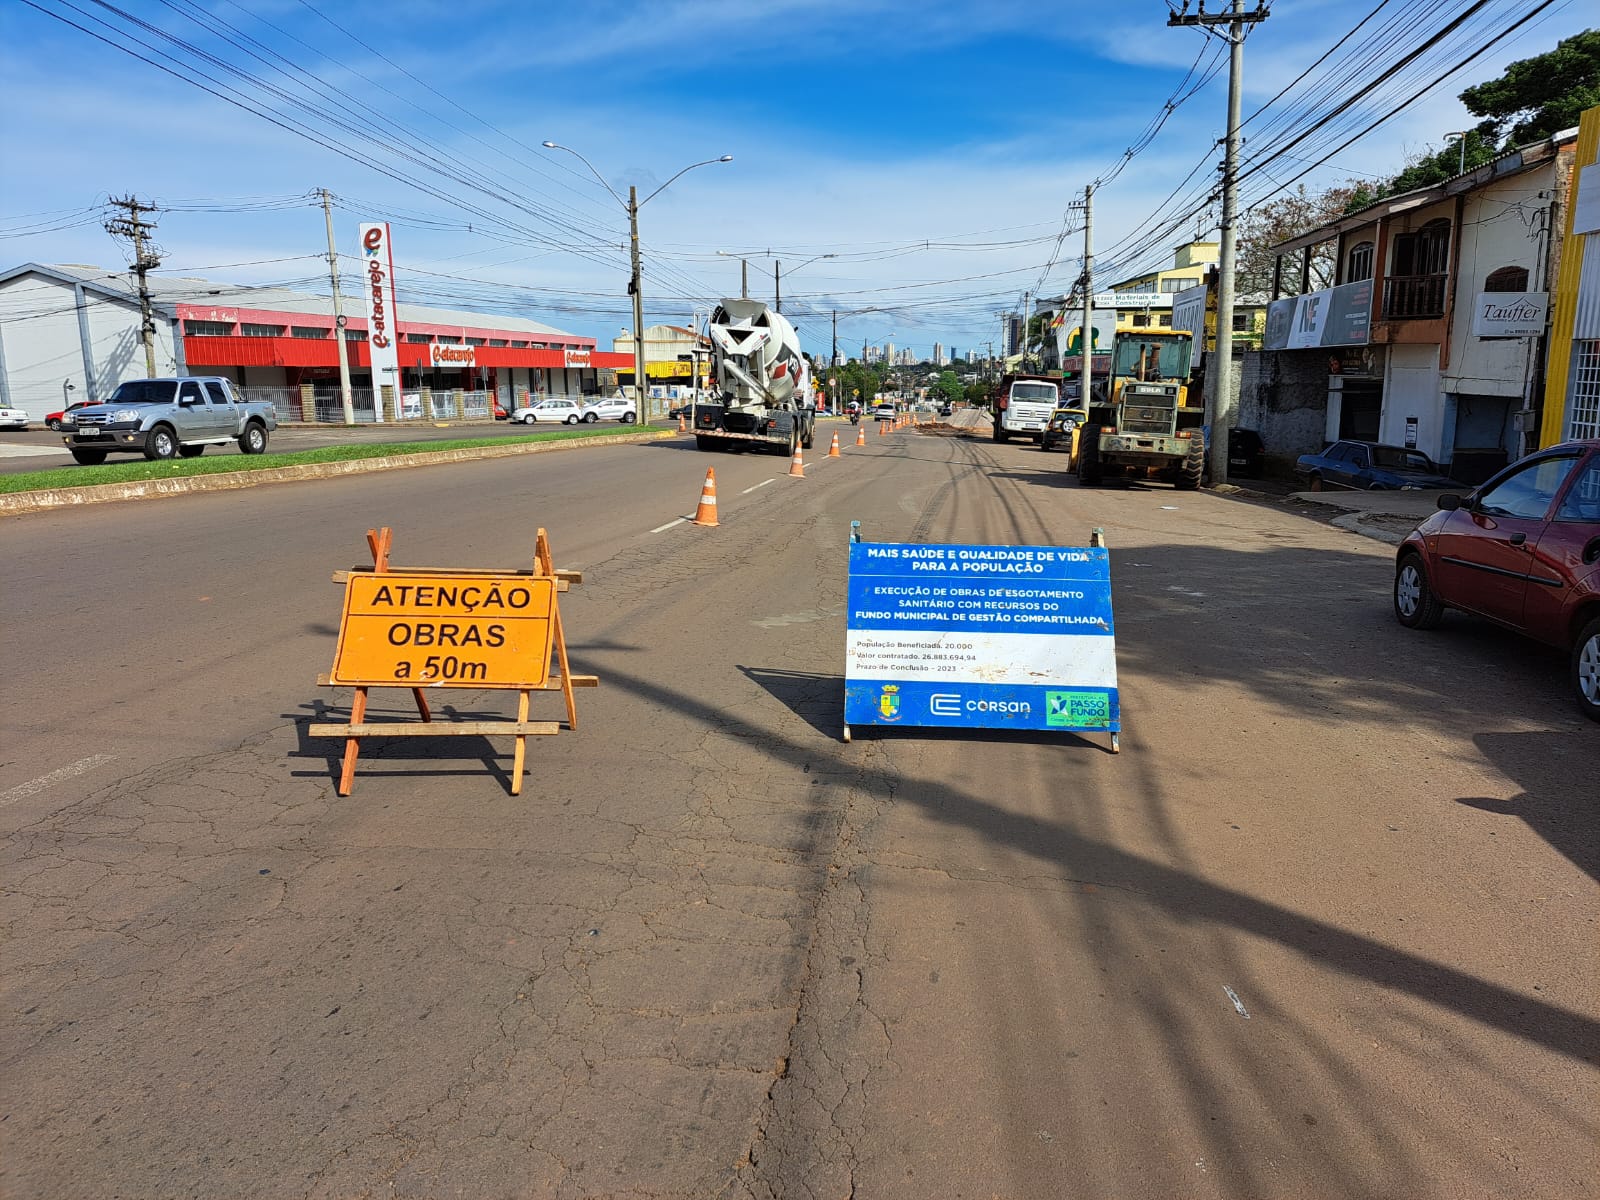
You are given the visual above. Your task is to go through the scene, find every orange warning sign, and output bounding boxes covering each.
[329,572,556,688]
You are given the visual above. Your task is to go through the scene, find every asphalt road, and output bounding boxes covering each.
[3,427,1595,1199]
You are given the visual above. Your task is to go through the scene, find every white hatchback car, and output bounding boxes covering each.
[0,403,28,430]
[580,397,636,423]
[511,397,583,425]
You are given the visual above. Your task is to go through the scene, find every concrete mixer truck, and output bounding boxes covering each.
[692,299,816,454]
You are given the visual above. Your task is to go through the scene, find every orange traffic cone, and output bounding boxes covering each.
[677,412,686,432]
[879,419,887,436]
[789,442,805,478]
[692,468,719,527]
[855,425,866,447]
[828,431,841,458]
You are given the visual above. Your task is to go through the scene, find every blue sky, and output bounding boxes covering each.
[1,0,1591,359]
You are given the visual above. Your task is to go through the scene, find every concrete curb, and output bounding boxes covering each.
[0,430,674,518]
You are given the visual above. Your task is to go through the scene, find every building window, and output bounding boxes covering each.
[184,319,232,336]
[343,329,367,342]
[291,325,330,339]
[1160,276,1198,293]
[1384,219,1451,318]
[405,333,433,344]
[1569,340,1600,441]
[1346,241,1374,283]
[1484,265,1530,292]
[465,337,487,346]
[1157,313,1172,327]
[240,323,284,337]
[511,340,529,348]
[1131,313,1150,328]
[1232,313,1253,331]
[489,339,508,347]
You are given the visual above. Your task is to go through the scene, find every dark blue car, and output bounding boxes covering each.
[1294,439,1455,491]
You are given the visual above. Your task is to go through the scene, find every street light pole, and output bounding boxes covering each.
[1444,131,1467,175]
[543,142,732,427]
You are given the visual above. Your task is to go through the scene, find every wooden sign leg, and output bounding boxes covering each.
[510,689,530,796]
[339,685,368,796]
[535,528,580,731]
[366,526,432,723]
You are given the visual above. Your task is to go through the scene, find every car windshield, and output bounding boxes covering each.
[1372,447,1436,471]
[108,381,176,404]
[1011,383,1057,403]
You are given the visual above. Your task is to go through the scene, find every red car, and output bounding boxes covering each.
[44,400,100,430]
[1394,439,1600,720]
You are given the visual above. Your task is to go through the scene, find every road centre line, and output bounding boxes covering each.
[742,479,777,494]
[650,517,688,534]
[0,754,116,810]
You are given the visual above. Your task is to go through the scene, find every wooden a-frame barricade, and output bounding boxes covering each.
[309,525,596,795]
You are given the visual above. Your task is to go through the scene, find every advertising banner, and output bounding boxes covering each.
[358,221,400,422]
[429,343,475,368]
[1263,280,1371,350]
[844,540,1118,735]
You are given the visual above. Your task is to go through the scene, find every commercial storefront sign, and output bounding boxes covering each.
[843,539,1118,737]
[1470,291,1548,337]
[358,221,400,421]
[564,348,591,368]
[429,342,476,368]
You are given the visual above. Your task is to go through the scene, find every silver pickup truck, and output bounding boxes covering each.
[64,377,278,465]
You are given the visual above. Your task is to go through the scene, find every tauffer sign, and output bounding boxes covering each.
[1471,291,1548,337]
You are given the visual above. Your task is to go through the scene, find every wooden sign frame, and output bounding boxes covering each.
[310,526,597,795]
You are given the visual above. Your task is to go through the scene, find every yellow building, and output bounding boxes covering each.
[1540,104,1600,445]
[1109,240,1218,328]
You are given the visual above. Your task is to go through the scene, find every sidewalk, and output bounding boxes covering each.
[1281,486,1453,545]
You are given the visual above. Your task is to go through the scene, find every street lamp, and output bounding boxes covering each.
[1444,131,1467,176]
[543,141,732,425]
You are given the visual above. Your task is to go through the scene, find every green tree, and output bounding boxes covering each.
[1461,29,1600,147]
[1236,182,1363,296]
[931,370,963,405]
[826,360,881,409]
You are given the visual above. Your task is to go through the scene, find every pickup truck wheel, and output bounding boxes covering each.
[238,423,268,454]
[144,425,179,461]
[69,449,108,465]
[179,445,205,458]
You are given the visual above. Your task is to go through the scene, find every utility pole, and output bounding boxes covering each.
[741,257,748,300]
[319,189,356,425]
[1022,291,1033,370]
[1081,184,1094,407]
[105,195,161,377]
[1170,0,1268,486]
[831,310,838,367]
[629,185,648,422]
[774,260,781,313]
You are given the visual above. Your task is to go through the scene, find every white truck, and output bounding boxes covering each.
[63,376,277,465]
[691,299,816,455]
[991,374,1063,444]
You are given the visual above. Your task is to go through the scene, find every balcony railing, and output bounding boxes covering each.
[1382,273,1447,320]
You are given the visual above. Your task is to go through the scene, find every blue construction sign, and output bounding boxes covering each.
[843,533,1119,747]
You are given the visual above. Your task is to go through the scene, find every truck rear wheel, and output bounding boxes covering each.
[144,425,179,460]
[239,422,269,454]
[1076,425,1103,486]
[1175,436,1205,490]
[993,426,1011,444]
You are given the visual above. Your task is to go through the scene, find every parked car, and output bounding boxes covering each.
[510,397,583,425]
[1393,439,1600,721]
[0,403,28,430]
[1039,406,1087,457]
[580,396,637,423]
[45,400,100,431]
[64,377,276,463]
[1295,440,1454,491]
[493,398,510,420]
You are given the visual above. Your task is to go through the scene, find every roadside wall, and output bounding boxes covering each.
[1238,350,1329,464]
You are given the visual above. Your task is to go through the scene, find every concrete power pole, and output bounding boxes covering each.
[629,185,648,423]
[105,196,161,377]
[1170,0,1268,486]
[774,260,781,313]
[319,189,356,425]
[1081,184,1094,407]
[1022,291,1033,370]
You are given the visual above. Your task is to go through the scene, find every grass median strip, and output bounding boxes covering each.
[0,426,646,495]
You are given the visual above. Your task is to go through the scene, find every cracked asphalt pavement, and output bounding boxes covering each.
[3,427,1595,1198]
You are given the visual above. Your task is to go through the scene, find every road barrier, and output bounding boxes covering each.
[828,431,841,458]
[789,443,805,478]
